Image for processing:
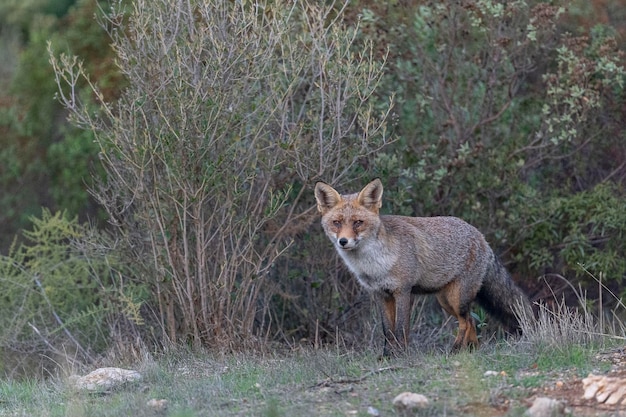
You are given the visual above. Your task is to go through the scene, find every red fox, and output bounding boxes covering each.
[314,178,533,356]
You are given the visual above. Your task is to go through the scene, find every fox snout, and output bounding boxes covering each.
[337,236,358,250]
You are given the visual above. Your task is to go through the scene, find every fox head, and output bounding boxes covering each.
[314,179,383,251]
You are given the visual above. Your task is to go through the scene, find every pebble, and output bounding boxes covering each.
[392,392,430,410]
[524,397,565,417]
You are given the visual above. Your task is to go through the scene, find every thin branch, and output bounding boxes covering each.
[310,366,406,388]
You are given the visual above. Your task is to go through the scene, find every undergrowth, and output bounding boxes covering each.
[1,282,625,417]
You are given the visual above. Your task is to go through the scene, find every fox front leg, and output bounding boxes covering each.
[393,290,415,350]
[376,292,396,357]
[375,290,413,357]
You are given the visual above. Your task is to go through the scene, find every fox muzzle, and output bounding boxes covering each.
[337,237,358,250]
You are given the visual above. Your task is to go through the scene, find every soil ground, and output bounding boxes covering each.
[529,347,626,416]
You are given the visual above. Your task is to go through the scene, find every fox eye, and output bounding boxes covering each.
[332,220,342,228]
[353,220,363,228]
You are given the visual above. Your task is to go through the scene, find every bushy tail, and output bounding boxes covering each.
[476,255,534,333]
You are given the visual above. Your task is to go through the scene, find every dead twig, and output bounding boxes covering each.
[310,365,405,388]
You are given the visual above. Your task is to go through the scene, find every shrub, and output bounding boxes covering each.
[0,210,139,377]
[50,0,392,350]
[358,1,625,288]
[509,183,626,284]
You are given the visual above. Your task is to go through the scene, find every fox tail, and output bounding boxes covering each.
[476,255,534,333]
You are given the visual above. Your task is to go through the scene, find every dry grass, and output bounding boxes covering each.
[519,270,626,351]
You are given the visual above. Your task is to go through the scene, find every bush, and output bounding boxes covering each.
[0,210,140,377]
[50,0,392,350]
[358,1,626,289]
[509,183,626,283]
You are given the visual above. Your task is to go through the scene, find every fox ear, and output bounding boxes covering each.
[357,178,383,213]
[315,182,342,214]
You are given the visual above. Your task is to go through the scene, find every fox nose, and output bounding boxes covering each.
[339,238,349,247]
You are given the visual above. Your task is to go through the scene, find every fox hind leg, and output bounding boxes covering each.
[457,313,478,352]
[436,281,479,351]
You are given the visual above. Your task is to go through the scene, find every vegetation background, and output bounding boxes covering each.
[0,0,625,381]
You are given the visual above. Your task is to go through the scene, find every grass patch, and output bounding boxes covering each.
[1,297,625,417]
[533,343,592,373]
[0,344,614,417]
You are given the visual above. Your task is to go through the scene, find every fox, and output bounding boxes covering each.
[314,178,533,356]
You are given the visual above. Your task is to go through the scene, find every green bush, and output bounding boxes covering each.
[359,1,626,289]
[0,210,143,376]
[509,183,626,281]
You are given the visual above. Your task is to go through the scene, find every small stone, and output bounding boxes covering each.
[484,370,499,377]
[524,397,565,417]
[367,406,380,416]
[147,398,169,411]
[583,380,601,400]
[70,367,142,392]
[392,392,430,410]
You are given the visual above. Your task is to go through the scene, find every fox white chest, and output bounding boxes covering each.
[337,240,399,292]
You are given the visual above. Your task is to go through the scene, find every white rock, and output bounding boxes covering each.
[366,405,380,416]
[392,392,430,410]
[524,397,565,417]
[147,398,169,411]
[70,367,142,391]
[582,374,626,405]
